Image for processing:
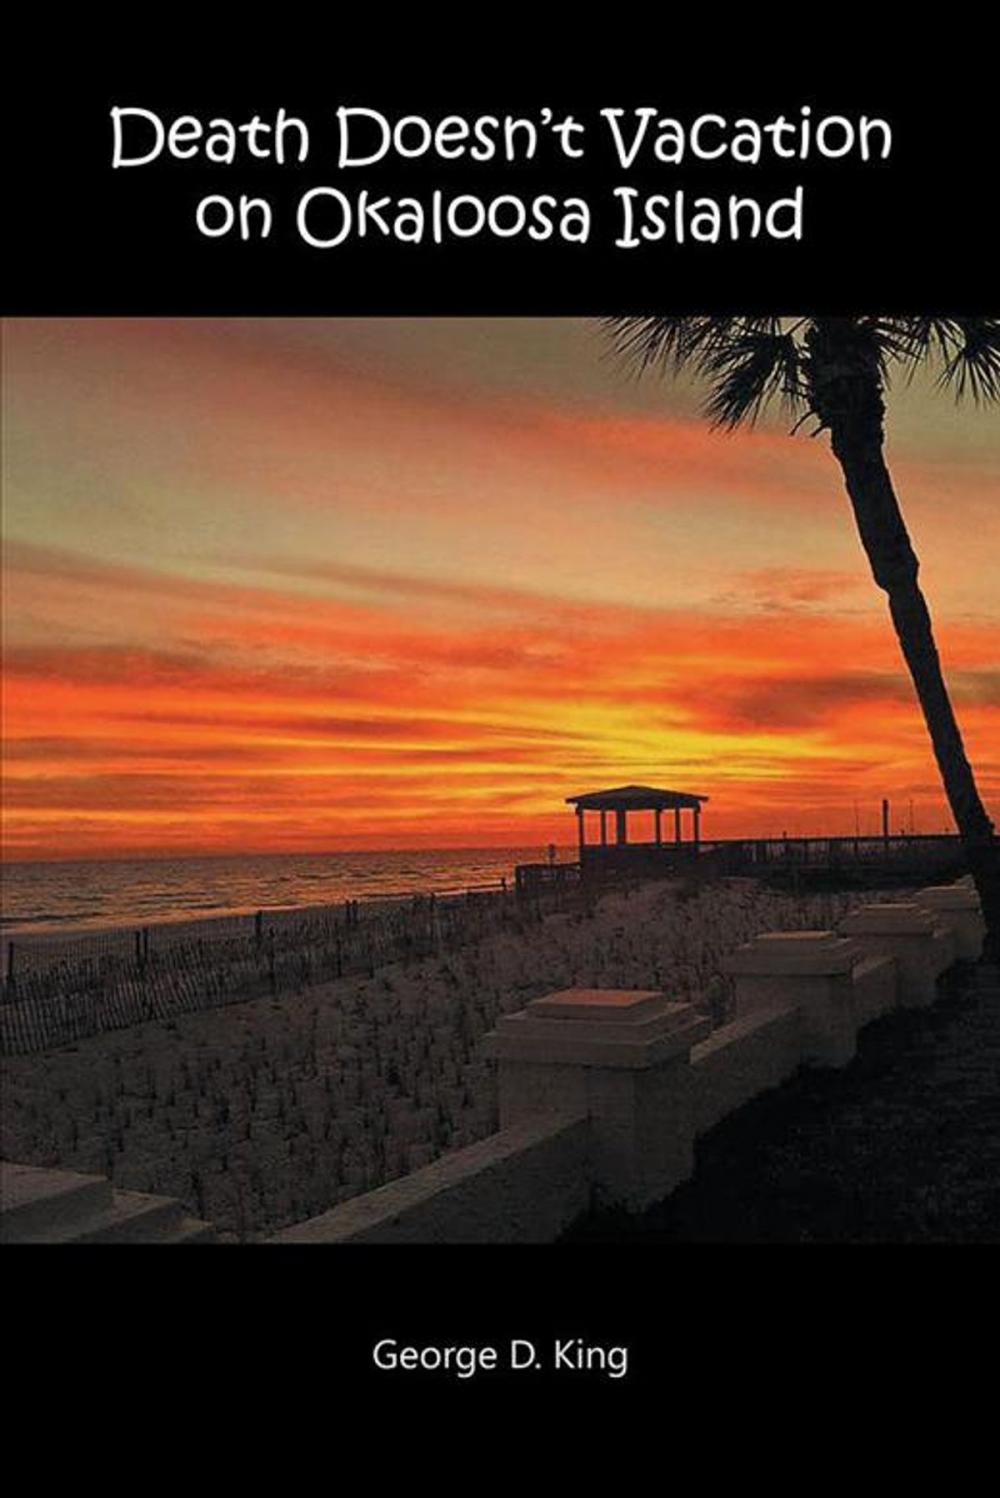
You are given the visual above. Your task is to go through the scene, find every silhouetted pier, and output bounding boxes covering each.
[515,784,965,893]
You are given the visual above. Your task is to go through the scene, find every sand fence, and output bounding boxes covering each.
[0,882,564,1056]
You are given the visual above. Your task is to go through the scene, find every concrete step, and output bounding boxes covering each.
[1,1162,113,1243]
[2,1162,218,1244]
[45,1189,187,1244]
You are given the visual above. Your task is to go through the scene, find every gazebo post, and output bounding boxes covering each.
[564,786,708,871]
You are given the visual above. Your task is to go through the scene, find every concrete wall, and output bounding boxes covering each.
[270,1114,590,1244]
[271,999,804,1242]
[267,879,982,1244]
[7,880,980,1244]
[689,1003,803,1135]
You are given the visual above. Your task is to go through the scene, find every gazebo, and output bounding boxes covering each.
[566,784,709,870]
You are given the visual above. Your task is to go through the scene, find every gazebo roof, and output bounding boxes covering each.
[566,784,708,811]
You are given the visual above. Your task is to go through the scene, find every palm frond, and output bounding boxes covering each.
[871,317,1000,402]
[607,314,1000,422]
[604,315,737,374]
[700,330,808,428]
[938,318,1000,402]
[604,316,808,427]
[856,317,917,384]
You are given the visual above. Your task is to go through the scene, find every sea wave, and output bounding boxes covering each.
[1,846,562,935]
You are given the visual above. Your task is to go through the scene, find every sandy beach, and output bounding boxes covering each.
[1,877,886,1239]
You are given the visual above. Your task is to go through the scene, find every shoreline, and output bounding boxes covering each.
[2,833,960,941]
[2,883,515,960]
[1,849,543,941]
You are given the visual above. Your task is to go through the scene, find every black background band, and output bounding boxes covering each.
[6,50,997,315]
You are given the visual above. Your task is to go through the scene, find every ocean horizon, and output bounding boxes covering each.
[0,846,570,936]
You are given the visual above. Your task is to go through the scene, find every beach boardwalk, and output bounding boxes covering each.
[515,785,966,894]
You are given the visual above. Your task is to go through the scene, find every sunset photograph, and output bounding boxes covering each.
[5,317,997,862]
[2,315,998,1246]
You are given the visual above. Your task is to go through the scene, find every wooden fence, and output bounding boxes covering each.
[0,881,584,1056]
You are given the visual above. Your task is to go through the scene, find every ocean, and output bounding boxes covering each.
[0,847,566,936]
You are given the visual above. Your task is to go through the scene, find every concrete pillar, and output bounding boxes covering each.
[484,989,710,1213]
[913,884,985,961]
[576,805,585,855]
[722,931,875,1068]
[600,810,607,846]
[674,808,682,844]
[616,809,627,845]
[838,902,955,1008]
[655,807,662,846]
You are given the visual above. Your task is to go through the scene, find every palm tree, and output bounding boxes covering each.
[606,315,999,962]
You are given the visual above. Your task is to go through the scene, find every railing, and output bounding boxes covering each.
[517,834,964,887]
[707,833,962,867]
[514,862,582,892]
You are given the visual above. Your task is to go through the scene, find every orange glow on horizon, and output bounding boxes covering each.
[3,319,997,862]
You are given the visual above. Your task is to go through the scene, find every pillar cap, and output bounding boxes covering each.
[528,988,663,1022]
[484,989,709,1068]
[914,886,981,911]
[722,930,858,977]
[840,902,938,936]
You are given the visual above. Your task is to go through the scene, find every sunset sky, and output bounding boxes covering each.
[3,317,998,861]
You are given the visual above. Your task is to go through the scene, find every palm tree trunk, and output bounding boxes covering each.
[807,320,1000,962]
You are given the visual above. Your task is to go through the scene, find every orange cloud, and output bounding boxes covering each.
[4,539,997,859]
[5,320,997,861]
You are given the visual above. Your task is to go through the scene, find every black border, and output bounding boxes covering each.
[4,35,998,1415]
[5,47,998,314]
